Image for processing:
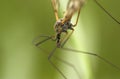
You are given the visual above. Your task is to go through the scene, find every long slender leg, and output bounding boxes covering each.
[47,29,81,79]
[61,47,120,71]
[73,8,81,27]
[94,0,120,24]
[54,56,81,79]
[37,41,81,79]
[48,47,67,79]
[56,29,74,48]
[36,38,120,78]
[51,0,60,21]
[58,32,68,47]
[61,29,74,48]
[32,35,57,47]
[40,44,120,79]
[33,35,67,78]
[32,35,52,46]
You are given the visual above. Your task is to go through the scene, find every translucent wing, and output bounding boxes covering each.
[51,0,60,20]
[63,0,85,22]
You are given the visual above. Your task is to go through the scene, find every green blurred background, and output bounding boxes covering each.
[0,0,120,79]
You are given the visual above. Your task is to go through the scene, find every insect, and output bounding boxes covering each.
[33,0,120,79]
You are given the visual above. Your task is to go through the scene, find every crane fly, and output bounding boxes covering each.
[33,0,120,79]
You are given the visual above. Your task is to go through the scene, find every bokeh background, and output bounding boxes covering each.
[0,0,120,79]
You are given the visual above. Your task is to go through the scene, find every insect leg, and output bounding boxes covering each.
[48,47,67,79]
[61,29,74,48]
[33,35,55,47]
[57,31,69,47]
[61,47,120,71]
[39,45,81,79]
[94,0,120,24]
[54,56,81,79]
[51,0,60,21]
[73,8,81,27]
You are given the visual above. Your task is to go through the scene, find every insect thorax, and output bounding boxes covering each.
[54,18,73,33]
[54,18,74,47]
